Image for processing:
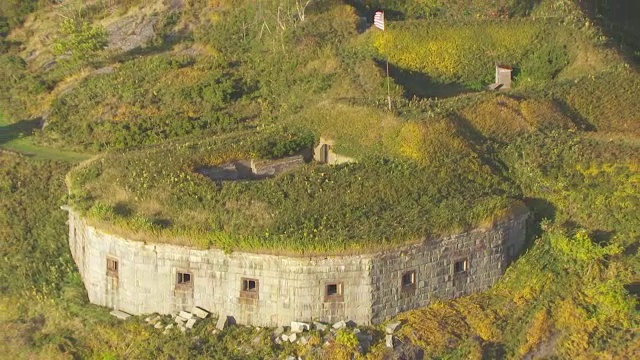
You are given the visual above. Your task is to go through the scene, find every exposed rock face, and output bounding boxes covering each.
[106,14,158,52]
[67,209,527,327]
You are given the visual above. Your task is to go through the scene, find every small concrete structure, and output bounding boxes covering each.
[197,155,305,181]
[313,138,355,165]
[489,64,513,90]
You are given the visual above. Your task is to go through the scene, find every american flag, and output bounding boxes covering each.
[373,11,384,31]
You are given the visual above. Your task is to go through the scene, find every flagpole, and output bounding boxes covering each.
[374,10,391,111]
[386,56,391,111]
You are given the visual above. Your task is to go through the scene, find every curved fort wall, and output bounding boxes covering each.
[68,210,527,326]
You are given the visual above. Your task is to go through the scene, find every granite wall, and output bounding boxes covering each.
[68,210,527,326]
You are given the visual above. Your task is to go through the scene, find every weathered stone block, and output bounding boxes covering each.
[216,315,228,331]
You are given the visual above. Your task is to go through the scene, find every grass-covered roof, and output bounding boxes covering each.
[68,126,525,254]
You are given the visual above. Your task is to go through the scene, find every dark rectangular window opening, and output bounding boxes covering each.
[453,259,469,274]
[242,278,258,292]
[402,270,416,287]
[324,282,344,302]
[241,278,259,299]
[326,284,339,296]
[177,271,193,287]
[106,257,118,277]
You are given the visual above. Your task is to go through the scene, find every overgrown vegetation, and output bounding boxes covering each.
[44,55,244,150]
[399,226,638,359]
[2,0,639,358]
[52,18,108,60]
[67,129,519,253]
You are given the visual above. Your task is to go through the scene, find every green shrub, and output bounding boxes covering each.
[43,55,243,150]
[89,201,116,220]
[53,19,108,60]
[0,55,47,122]
[250,126,316,159]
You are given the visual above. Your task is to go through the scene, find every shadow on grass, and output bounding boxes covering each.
[447,113,513,185]
[0,116,91,163]
[578,0,640,68]
[0,118,41,146]
[554,99,597,132]
[522,197,557,249]
[376,60,475,99]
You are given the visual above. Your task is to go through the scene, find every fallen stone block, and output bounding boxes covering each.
[313,321,328,332]
[385,321,401,334]
[186,318,197,329]
[165,324,174,330]
[290,321,310,333]
[288,333,298,343]
[154,322,164,329]
[273,326,285,337]
[175,316,187,324]
[274,337,282,345]
[385,334,394,348]
[300,336,309,345]
[110,310,132,320]
[332,320,346,330]
[281,333,290,342]
[216,315,228,331]
[191,306,210,319]
[179,311,193,320]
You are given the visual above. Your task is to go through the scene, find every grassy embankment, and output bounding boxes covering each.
[1,0,639,359]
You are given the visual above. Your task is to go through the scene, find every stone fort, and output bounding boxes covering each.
[68,208,527,327]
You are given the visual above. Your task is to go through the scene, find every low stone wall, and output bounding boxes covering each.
[251,155,305,178]
[68,210,527,326]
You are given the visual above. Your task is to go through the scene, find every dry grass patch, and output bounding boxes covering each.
[457,95,576,141]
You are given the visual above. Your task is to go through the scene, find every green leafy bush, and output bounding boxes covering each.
[52,19,108,60]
